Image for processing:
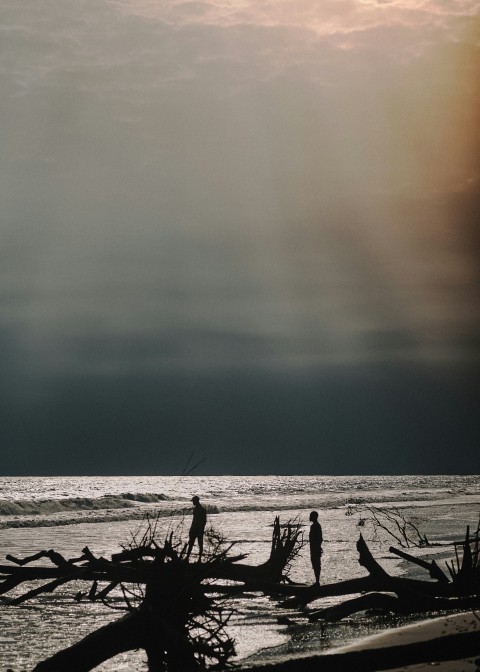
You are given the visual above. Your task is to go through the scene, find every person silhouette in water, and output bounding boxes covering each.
[309,510,323,585]
[186,495,207,562]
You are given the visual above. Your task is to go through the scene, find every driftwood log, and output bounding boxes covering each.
[300,526,480,622]
[1,516,303,671]
[239,524,480,672]
[244,524,480,623]
[2,516,479,670]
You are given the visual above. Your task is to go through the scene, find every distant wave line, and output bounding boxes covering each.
[0,491,477,530]
[1,489,477,520]
[0,493,170,517]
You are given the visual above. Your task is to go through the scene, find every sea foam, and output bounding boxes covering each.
[0,492,169,517]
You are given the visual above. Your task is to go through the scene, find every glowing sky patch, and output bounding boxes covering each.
[0,0,478,371]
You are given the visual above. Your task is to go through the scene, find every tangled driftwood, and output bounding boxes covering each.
[240,522,480,672]
[261,522,480,620]
[2,515,479,671]
[0,516,302,671]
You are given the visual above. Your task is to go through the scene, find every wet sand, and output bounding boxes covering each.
[240,611,480,671]
[331,611,480,671]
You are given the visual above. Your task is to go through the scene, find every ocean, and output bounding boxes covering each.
[1,475,479,670]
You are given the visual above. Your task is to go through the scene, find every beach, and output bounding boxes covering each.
[239,612,480,671]
[1,475,479,670]
[333,611,480,671]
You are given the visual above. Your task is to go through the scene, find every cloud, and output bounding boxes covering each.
[106,0,479,29]
[0,0,479,378]
[0,0,479,473]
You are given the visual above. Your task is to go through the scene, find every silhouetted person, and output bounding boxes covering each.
[309,510,323,585]
[186,495,207,562]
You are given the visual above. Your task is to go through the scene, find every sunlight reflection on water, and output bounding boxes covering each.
[0,476,479,669]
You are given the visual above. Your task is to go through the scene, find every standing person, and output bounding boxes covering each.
[186,495,207,562]
[309,510,323,586]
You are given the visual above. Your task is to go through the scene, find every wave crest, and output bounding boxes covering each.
[0,493,169,517]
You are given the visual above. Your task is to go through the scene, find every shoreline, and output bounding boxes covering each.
[239,611,480,671]
[1,477,478,671]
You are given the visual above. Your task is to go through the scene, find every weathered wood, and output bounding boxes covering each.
[10,575,80,606]
[0,576,22,595]
[0,534,453,609]
[6,550,69,567]
[208,560,285,583]
[309,592,410,621]
[0,563,155,588]
[279,573,457,609]
[388,546,449,583]
[93,581,119,601]
[33,610,150,672]
[308,591,480,622]
[357,534,389,579]
[2,516,300,671]
[278,536,454,609]
[6,522,478,671]
[0,564,81,578]
[306,533,480,622]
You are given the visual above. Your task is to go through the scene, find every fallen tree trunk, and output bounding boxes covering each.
[33,606,199,672]
[4,519,478,669]
[308,591,480,622]
[307,532,480,622]
[33,610,150,672]
[278,535,454,609]
[276,572,453,609]
[309,592,411,621]
[0,519,301,596]
[1,516,302,671]
[388,546,449,583]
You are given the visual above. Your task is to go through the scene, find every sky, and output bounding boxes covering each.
[1,0,479,475]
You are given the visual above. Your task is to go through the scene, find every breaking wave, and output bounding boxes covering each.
[0,493,170,517]
[0,498,221,530]
[0,509,173,530]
